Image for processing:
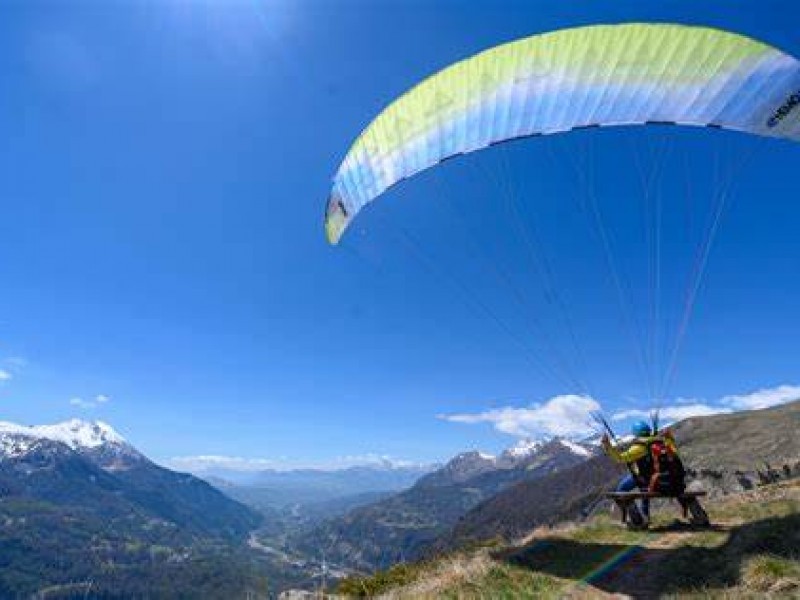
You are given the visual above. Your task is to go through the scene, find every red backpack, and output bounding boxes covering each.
[647,437,686,493]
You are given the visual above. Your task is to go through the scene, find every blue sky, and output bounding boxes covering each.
[0,0,798,471]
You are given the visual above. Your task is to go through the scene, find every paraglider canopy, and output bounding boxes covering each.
[325,23,800,244]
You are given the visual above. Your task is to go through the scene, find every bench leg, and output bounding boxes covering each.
[677,497,689,519]
[686,497,710,526]
[614,499,645,528]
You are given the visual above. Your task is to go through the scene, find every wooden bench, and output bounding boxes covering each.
[605,490,707,500]
[605,490,709,526]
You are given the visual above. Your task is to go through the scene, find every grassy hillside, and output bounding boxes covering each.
[338,478,800,598]
[672,400,800,470]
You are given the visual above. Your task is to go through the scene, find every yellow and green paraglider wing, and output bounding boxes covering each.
[325,23,800,243]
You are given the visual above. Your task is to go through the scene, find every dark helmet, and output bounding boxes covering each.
[631,420,652,438]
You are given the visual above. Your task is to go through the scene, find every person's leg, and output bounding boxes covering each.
[618,474,649,522]
[640,496,650,520]
[617,474,637,492]
[615,474,643,525]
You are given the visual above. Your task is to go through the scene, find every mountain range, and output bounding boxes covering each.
[257,401,800,583]
[279,437,597,571]
[0,419,267,598]
[215,462,434,512]
[2,401,797,596]
[437,400,800,552]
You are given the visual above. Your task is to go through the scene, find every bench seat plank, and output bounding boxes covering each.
[605,491,707,500]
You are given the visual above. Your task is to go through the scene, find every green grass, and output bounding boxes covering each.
[568,517,648,545]
[743,554,800,589]
[336,481,800,598]
[650,483,800,596]
[438,564,562,600]
[337,561,433,597]
[336,552,567,598]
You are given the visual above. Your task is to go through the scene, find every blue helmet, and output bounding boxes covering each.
[631,420,652,438]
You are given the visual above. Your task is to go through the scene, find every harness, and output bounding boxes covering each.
[634,436,686,494]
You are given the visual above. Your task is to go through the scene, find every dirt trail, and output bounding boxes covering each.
[591,481,800,598]
[582,521,740,599]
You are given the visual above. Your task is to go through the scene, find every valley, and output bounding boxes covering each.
[1,401,798,596]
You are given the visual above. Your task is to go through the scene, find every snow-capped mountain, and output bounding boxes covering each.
[0,417,261,536]
[495,438,544,467]
[297,436,599,570]
[416,450,498,487]
[0,418,125,449]
[502,438,544,458]
[503,437,594,460]
[557,438,593,457]
[414,437,595,489]
[0,419,142,471]
[0,416,265,597]
[481,437,597,470]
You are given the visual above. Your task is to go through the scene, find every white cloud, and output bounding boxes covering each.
[612,404,729,422]
[327,453,425,469]
[662,404,731,419]
[611,384,800,425]
[438,394,600,439]
[611,409,645,421]
[720,384,800,411]
[0,357,28,384]
[3,357,28,370]
[69,394,111,410]
[674,397,699,405]
[69,397,95,409]
[168,455,278,473]
[166,453,431,474]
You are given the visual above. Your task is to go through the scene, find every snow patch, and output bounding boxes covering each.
[0,419,126,450]
[558,438,592,457]
[451,450,496,464]
[503,438,543,458]
[0,434,38,458]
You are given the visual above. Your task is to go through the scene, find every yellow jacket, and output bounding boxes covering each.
[602,429,678,469]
